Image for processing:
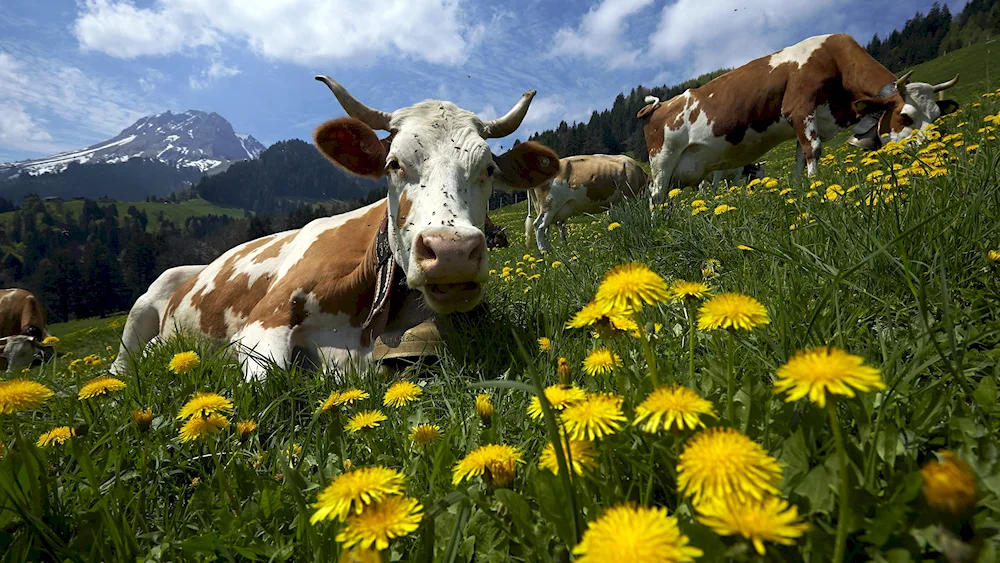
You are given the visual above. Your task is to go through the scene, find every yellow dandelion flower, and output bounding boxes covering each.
[177,392,233,420]
[131,408,153,431]
[714,204,736,215]
[572,504,703,563]
[677,427,783,505]
[318,388,370,414]
[773,346,885,408]
[335,496,423,551]
[696,495,809,555]
[346,410,388,433]
[633,386,718,433]
[452,443,524,486]
[409,424,441,447]
[987,250,1000,262]
[668,188,682,198]
[669,280,711,302]
[319,391,343,414]
[0,379,54,414]
[539,439,598,476]
[561,393,626,440]
[692,206,709,216]
[311,466,407,523]
[593,263,670,312]
[237,419,258,441]
[922,450,979,518]
[475,393,494,421]
[566,301,637,336]
[764,179,778,189]
[383,381,422,408]
[168,351,200,374]
[527,384,587,419]
[737,244,754,252]
[537,337,552,352]
[582,348,622,376]
[78,376,127,399]
[697,292,770,331]
[178,414,230,442]
[37,426,75,447]
[42,336,59,345]
[607,222,622,231]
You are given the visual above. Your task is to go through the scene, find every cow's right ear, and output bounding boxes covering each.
[493,142,560,190]
[314,117,388,179]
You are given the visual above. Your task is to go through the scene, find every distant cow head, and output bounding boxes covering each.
[849,72,960,149]
[313,77,559,314]
[0,335,53,372]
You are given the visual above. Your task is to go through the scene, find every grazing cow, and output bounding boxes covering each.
[638,34,960,203]
[524,154,648,252]
[484,215,510,249]
[111,78,559,380]
[0,288,54,371]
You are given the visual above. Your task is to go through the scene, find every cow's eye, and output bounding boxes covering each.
[486,165,496,177]
[387,158,401,172]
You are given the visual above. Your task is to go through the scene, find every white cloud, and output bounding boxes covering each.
[189,58,241,90]
[477,103,498,122]
[0,50,159,157]
[139,68,166,92]
[648,0,840,77]
[549,0,654,69]
[74,0,482,66]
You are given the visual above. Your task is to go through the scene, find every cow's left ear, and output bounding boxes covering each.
[314,117,388,179]
[936,100,959,116]
[493,142,560,190]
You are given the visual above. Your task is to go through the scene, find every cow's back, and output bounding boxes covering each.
[0,289,44,338]
[161,201,386,340]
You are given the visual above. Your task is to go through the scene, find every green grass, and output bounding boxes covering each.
[4,60,1000,563]
[0,197,249,233]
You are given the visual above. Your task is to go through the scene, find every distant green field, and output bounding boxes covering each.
[0,197,249,232]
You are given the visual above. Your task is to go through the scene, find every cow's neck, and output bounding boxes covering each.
[355,207,410,347]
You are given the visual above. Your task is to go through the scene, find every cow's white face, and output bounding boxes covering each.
[313,78,560,314]
[890,82,960,142]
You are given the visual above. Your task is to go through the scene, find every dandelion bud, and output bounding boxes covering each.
[274,473,283,482]
[475,393,494,427]
[131,408,154,432]
[343,458,353,472]
[237,420,257,443]
[922,450,979,520]
[557,357,572,387]
[191,477,201,487]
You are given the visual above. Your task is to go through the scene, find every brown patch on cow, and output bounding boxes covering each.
[252,233,294,264]
[396,189,413,230]
[639,95,686,158]
[0,289,47,338]
[689,106,701,124]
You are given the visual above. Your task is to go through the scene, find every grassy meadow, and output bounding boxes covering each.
[3,85,1000,562]
[0,197,249,234]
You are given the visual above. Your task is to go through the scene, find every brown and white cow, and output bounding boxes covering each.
[0,288,54,371]
[524,154,648,252]
[111,78,559,380]
[638,34,960,203]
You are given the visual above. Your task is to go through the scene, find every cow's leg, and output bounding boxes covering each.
[524,192,534,248]
[558,222,568,242]
[533,213,552,253]
[233,322,295,382]
[791,112,822,178]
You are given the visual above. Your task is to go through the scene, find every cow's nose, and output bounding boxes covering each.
[415,232,485,280]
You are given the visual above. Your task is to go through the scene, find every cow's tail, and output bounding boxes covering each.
[524,191,534,248]
[644,96,660,105]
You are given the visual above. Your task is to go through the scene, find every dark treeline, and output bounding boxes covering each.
[195,139,378,213]
[0,158,203,203]
[529,0,999,162]
[0,187,387,323]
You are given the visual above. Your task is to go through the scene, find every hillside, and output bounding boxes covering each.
[0,197,248,234]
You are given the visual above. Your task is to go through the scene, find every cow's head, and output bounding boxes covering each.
[849,72,960,149]
[0,335,52,372]
[313,77,559,314]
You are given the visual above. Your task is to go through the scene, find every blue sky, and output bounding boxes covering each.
[0,0,959,163]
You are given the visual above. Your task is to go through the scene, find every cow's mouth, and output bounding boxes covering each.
[423,282,483,313]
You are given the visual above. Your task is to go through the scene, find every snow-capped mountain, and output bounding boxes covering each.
[0,110,266,180]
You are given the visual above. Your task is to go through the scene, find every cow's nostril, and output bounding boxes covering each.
[468,240,485,263]
[415,234,437,262]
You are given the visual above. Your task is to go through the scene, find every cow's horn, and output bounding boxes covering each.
[933,73,960,92]
[481,90,536,139]
[895,70,914,91]
[315,76,393,131]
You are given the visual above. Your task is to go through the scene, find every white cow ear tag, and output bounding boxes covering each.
[361,213,403,347]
